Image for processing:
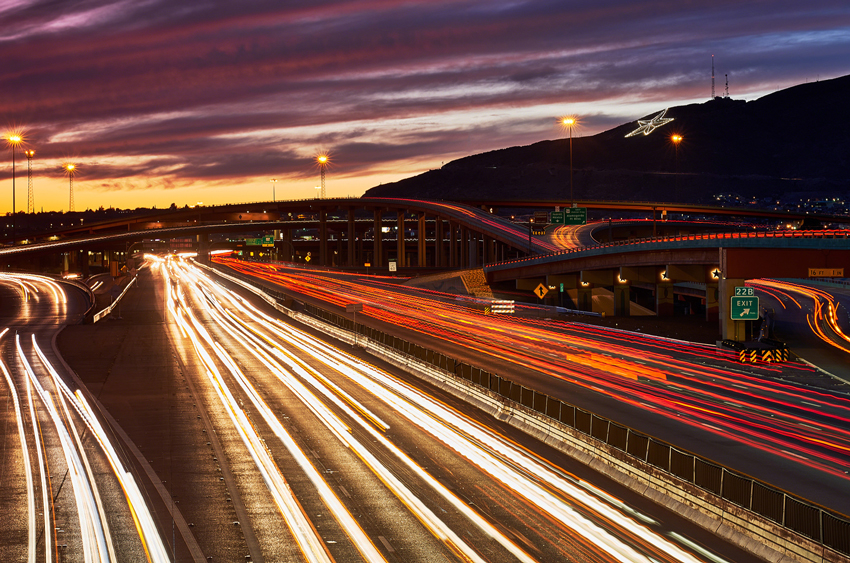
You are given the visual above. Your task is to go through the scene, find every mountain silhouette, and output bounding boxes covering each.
[365,74,850,204]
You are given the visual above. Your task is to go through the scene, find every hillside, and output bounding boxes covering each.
[365,75,850,204]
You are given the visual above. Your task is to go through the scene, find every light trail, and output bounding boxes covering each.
[1,272,171,563]
[212,258,850,480]
[170,256,728,562]
[0,328,38,563]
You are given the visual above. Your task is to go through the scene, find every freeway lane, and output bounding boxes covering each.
[0,274,163,562]
[153,255,761,562]
[212,258,850,516]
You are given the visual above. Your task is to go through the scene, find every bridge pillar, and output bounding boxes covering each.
[347,207,356,267]
[281,228,292,261]
[468,231,479,268]
[656,282,675,316]
[483,234,494,265]
[577,284,593,312]
[719,277,747,341]
[373,212,383,267]
[319,209,328,266]
[614,283,631,317]
[435,219,445,267]
[460,226,469,268]
[397,211,406,268]
[417,213,427,267]
[196,232,210,265]
[449,222,458,268]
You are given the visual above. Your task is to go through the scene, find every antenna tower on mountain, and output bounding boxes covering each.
[725,74,729,98]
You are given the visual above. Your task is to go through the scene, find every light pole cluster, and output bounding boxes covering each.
[6,131,83,243]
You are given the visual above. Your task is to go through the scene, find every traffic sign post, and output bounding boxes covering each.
[730,286,759,321]
[564,207,587,225]
[533,283,549,300]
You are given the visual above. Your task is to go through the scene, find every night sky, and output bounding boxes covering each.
[2,1,849,212]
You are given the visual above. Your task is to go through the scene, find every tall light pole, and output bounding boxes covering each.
[270,178,278,202]
[65,163,76,212]
[25,150,35,213]
[671,134,682,201]
[316,154,328,199]
[561,117,576,206]
[7,134,22,242]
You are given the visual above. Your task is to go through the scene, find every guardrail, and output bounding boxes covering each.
[302,302,849,560]
[208,261,849,561]
[92,276,137,323]
[488,228,850,270]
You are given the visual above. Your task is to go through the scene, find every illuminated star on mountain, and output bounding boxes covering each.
[625,108,674,137]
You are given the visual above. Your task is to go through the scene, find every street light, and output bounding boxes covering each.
[561,117,577,206]
[64,163,76,212]
[7,133,22,242]
[315,153,329,199]
[270,178,278,202]
[25,150,35,214]
[671,134,683,201]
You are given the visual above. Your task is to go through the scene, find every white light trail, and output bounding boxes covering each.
[0,328,38,563]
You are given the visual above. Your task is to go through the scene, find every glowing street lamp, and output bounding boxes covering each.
[316,153,329,199]
[270,178,278,202]
[671,134,683,201]
[25,150,34,214]
[561,117,577,206]
[7,133,22,242]
[64,163,77,212]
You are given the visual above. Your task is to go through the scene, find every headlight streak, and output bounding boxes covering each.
[166,281,337,563]
[181,260,510,563]
[16,335,111,563]
[184,260,716,563]
[752,279,850,354]
[0,328,38,563]
[30,336,171,563]
[215,258,850,479]
[3,272,170,563]
[197,286,528,563]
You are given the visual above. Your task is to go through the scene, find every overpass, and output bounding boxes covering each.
[485,229,850,339]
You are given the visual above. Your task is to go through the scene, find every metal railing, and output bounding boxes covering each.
[299,297,849,557]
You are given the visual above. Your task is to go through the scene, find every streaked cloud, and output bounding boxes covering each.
[1,0,848,210]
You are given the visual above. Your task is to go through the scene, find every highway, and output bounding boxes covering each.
[156,255,761,562]
[0,260,755,561]
[212,257,850,515]
[0,273,166,562]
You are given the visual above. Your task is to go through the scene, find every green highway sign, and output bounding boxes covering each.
[550,211,565,224]
[730,295,759,320]
[245,235,275,247]
[563,207,587,225]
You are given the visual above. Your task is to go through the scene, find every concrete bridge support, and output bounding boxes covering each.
[373,213,383,267]
[719,277,747,341]
[319,209,328,266]
[614,283,631,317]
[417,213,427,267]
[347,208,356,267]
[397,211,406,268]
[435,219,445,267]
[449,222,458,268]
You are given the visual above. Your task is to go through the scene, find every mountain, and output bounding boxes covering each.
[364,75,850,204]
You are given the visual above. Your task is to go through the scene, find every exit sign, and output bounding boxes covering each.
[730,295,759,320]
